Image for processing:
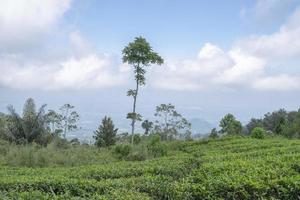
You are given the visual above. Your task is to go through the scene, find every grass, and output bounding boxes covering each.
[0,136,299,199]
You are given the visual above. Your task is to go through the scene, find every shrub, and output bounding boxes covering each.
[127,151,147,161]
[133,134,141,145]
[209,128,219,139]
[2,142,115,167]
[50,137,70,149]
[251,127,266,139]
[0,140,9,156]
[147,134,167,158]
[113,144,132,160]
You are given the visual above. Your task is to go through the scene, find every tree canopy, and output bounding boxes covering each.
[219,114,242,135]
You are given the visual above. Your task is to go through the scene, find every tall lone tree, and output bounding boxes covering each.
[122,37,163,144]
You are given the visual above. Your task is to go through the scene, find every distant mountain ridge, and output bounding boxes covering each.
[190,118,215,135]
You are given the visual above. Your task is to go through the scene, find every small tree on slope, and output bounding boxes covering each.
[93,116,118,148]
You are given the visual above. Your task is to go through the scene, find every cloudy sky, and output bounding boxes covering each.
[1,0,300,135]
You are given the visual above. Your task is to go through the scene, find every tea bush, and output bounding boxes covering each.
[0,137,299,199]
[251,127,266,139]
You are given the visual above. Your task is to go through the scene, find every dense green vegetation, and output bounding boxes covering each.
[0,136,299,199]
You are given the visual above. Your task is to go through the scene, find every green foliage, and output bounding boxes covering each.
[0,140,115,167]
[154,103,191,141]
[45,109,62,135]
[0,113,8,140]
[113,144,132,160]
[126,145,148,161]
[251,127,266,139]
[133,134,141,145]
[141,120,153,135]
[219,113,242,135]
[94,116,118,148]
[116,132,130,143]
[246,108,300,138]
[122,37,164,85]
[0,99,81,146]
[246,118,263,134]
[263,109,287,135]
[209,128,218,139]
[147,134,167,158]
[0,137,299,199]
[59,104,80,138]
[5,98,51,146]
[283,109,300,138]
[126,112,142,122]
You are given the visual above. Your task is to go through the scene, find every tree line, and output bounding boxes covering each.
[0,98,79,146]
[0,97,192,147]
[209,109,300,139]
[0,97,299,148]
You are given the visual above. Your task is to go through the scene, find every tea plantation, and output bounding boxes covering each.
[0,137,299,200]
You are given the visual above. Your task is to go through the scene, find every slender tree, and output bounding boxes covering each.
[59,104,80,138]
[122,37,163,144]
[154,103,191,141]
[45,110,62,135]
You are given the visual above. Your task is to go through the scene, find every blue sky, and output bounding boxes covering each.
[0,0,300,137]
[67,0,249,54]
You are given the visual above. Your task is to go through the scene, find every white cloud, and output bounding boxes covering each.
[213,49,266,85]
[241,0,299,26]
[151,5,300,92]
[0,1,131,90]
[238,4,300,60]
[53,55,128,90]
[0,0,299,92]
[237,9,300,59]
[0,0,72,51]
[0,54,128,90]
[151,43,232,91]
[69,31,92,57]
[252,75,300,91]
[151,44,266,91]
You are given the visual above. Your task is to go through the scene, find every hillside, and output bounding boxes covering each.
[0,137,299,199]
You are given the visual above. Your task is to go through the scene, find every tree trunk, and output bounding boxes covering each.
[131,78,139,144]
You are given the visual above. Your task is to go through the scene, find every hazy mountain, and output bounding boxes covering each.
[190,118,215,135]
